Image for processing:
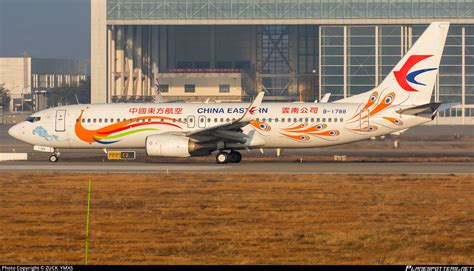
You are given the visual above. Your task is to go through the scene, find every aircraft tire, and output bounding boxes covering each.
[229,151,242,163]
[216,152,229,164]
[49,155,59,163]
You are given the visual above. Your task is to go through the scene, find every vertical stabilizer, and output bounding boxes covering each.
[337,22,450,106]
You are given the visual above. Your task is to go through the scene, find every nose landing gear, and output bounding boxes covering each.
[216,150,242,164]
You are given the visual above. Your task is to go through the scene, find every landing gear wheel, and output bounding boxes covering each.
[216,152,229,164]
[229,151,242,163]
[49,155,58,163]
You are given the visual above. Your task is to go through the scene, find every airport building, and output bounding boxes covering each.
[91,0,474,124]
[0,56,89,112]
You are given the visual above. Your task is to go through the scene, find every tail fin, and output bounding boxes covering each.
[336,22,450,106]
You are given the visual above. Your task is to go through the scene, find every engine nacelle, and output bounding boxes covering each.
[146,134,194,157]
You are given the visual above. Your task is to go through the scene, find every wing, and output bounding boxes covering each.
[186,92,265,144]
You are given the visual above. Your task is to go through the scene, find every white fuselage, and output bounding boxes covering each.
[9,102,428,151]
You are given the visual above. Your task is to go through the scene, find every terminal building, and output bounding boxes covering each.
[91,0,474,124]
[0,56,88,112]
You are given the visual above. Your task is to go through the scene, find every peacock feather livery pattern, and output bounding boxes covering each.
[75,109,184,144]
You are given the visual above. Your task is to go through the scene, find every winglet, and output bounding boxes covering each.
[238,92,265,123]
[320,93,331,103]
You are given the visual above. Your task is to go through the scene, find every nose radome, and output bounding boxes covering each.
[8,124,19,139]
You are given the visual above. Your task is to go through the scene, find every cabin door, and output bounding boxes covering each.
[55,110,66,132]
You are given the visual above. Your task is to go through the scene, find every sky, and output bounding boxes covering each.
[0,0,90,60]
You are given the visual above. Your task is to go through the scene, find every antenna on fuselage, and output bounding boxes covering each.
[75,94,80,104]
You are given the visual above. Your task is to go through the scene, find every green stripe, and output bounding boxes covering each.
[95,128,158,140]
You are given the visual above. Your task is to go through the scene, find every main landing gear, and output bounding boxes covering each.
[216,150,242,164]
[49,149,60,163]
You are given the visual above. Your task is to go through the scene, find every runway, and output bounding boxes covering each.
[0,161,473,174]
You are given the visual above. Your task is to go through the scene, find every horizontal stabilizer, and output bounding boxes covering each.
[437,102,461,113]
[397,102,460,120]
[397,102,442,116]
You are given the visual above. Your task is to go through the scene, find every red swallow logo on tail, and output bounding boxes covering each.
[394,55,437,92]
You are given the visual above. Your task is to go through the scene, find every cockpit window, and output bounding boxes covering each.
[26,116,41,123]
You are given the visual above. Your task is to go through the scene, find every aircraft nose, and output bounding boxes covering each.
[8,124,20,139]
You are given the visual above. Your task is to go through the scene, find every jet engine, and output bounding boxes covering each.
[145,134,213,157]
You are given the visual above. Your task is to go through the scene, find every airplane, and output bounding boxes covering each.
[9,22,454,164]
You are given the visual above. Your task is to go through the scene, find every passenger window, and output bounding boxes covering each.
[117,119,120,123]
[311,118,314,122]
[220,118,224,122]
[328,118,332,122]
[207,118,211,123]
[226,118,230,122]
[317,118,321,122]
[293,118,297,122]
[299,118,303,122]
[214,118,217,123]
[275,118,279,123]
[82,119,85,123]
[322,118,326,123]
[93,119,96,123]
[340,118,344,122]
[281,118,285,123]
[110,118,114,123]
[262,118,266,122]
[334,118,338,123]
[268,118,272,122]
[104,119,108,123]
[305,118,308,123]
[256,118,260,122]
[287,118,291,122]
[87,119,91,123]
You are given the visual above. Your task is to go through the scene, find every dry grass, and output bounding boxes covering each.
[0,173,473,265]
